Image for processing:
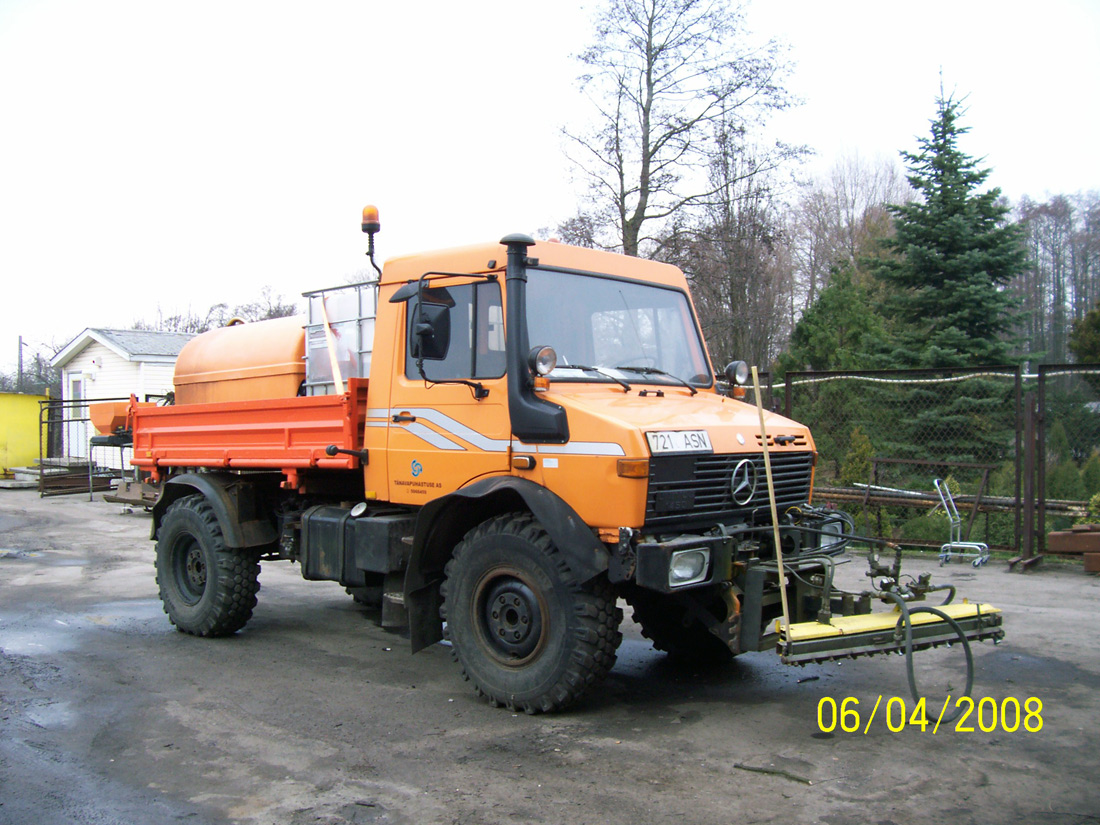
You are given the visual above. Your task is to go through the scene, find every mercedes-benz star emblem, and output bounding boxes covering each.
[731,458,758,505]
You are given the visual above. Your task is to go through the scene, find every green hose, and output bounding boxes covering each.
[882,591,974,723]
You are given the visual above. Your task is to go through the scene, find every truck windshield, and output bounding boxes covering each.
[526,269,713,387]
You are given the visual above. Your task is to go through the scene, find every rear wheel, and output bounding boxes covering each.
[346,574,384,607]
[441,512,622,713]
[155,494,260,636]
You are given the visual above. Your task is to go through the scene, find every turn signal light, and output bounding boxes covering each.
[617,458,650,478]
[512,455,537,471]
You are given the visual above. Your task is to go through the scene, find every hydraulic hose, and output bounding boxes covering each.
[880,591,974,723]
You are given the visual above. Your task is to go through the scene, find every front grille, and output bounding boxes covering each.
[644,451,814,529]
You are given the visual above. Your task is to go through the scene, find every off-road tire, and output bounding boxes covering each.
[345,585,384,607]
[155,494,261,636]
[625,587,734,665]
[440,512,622,713]
[345,572,385,607]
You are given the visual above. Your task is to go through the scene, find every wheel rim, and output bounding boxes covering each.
[472,566,548,666]
[172,535,206,605]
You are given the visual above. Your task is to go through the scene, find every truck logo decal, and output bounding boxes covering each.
[731,459,757,505]
[411,460,423,477]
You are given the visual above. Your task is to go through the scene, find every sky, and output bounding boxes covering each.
[1,0,1098,375]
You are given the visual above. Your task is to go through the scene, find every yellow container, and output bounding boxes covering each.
[0,392,47,476]
[174,316,307,405]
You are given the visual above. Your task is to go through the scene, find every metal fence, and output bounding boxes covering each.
[777,366,1100,561]
[1036,365,1100,549]
[37,396,142,497]
[32,367,1100,559]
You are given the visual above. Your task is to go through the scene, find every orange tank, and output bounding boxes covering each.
[173,316,307,404]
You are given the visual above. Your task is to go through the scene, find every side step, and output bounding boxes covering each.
[780,602,1003,665]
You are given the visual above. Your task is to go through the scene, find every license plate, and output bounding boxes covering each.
[645,430,713,454]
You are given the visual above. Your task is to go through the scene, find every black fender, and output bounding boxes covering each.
[404,476,610,652]
[151,472,279,549]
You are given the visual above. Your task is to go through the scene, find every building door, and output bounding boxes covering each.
[66,375,88,460]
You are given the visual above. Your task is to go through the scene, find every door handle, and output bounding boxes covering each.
[392,413,417,423]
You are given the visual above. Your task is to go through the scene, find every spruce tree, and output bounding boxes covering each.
[876,92,1025,368]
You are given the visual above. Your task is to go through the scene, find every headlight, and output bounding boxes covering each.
[668,548,710,588]
[528,345,557,376]
[724,360,750,386]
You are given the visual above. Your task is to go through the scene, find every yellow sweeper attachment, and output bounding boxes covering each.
[771,543,1004,722]
[746,368,1004,713]
[781,599,1003,665]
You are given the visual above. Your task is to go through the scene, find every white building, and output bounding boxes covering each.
[51,328,194,462]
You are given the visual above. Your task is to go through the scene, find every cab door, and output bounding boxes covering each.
[386,278,511,504]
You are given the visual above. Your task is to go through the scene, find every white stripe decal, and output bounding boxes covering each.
[533,441,626,457]
[402,422,465,451]
[374,407,626,456]
[398,408,511,452]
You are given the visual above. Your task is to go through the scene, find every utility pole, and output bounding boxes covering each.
[17,335,23,393]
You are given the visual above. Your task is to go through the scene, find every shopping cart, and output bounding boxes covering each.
[933,478,990,567]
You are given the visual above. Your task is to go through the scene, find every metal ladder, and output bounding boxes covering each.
[933,478,990,567]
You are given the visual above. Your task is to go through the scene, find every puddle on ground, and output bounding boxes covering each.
[25,700,76,730]
[1,625,79,656]
[0,549,41,560]
[0,600,171,656]
[0,548,88,566]
[81,599,167,632]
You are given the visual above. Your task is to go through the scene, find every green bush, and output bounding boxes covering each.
[988,460,1017,497]
[1082,454,1100,497]
[898,511,950,544]
[1047,459,1086,502]
[1075,492,1100,526]
[840,426,874,487]
[1049,420,1072,464]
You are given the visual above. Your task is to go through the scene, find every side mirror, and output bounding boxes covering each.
[412,302,451,360]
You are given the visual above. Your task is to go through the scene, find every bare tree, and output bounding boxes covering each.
[133,287,300,334]
[232,286,300,322]
[787,153,909,313]
[0,345,61,396]
[663,131,793,368]
[1012,192,1100,364]
[564,0,795,257]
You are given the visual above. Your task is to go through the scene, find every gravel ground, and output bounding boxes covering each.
[1,488,1098,825]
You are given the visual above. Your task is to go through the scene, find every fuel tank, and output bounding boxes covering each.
[173,316,306,404]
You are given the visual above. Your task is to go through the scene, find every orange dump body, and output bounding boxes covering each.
[129,378,368,483]
[173,316,307,405]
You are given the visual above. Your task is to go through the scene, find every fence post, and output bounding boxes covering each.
[1010,392,1043,571]
[1014,368,1022,557]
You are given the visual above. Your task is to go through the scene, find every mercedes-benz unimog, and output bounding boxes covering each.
[91,208,1003,713]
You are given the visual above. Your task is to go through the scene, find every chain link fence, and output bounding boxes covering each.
[780,368,1024,551]
[776,365,1100,556]
[1037,365,1100,546]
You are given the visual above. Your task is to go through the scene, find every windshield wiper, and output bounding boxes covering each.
[562,364,632,393]
[614,366,698,396]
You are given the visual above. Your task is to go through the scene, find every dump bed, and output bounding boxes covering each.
[127,378,369,479]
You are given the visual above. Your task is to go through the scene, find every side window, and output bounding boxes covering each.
[405,281,506,381]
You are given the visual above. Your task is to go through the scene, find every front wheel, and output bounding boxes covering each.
[155,494,261,636]
[441,513,622,713]
[625,586,735,665]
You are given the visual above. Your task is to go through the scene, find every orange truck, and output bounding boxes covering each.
[92,209,1002,713]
